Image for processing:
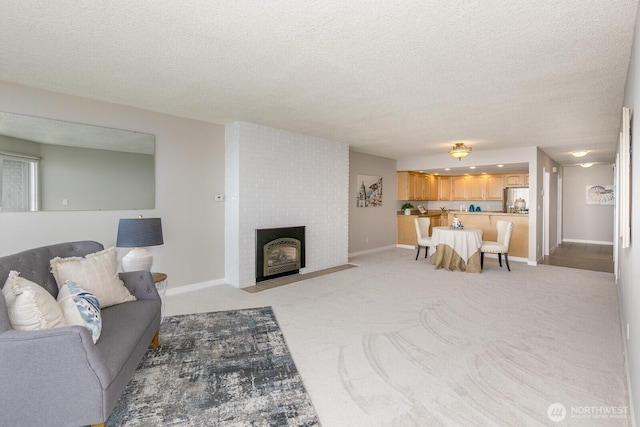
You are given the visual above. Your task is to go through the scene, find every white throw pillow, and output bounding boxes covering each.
[50,247,136,308]
[2,271,67,331]
[57,280,102,343]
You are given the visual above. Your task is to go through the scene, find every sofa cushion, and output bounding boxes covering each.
[2,270,67,331]
[57,281,102,343]
[50,247,136,308]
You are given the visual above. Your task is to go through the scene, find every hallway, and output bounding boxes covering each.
[539,242,614,273]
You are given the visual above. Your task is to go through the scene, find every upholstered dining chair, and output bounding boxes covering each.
[480,220,514,271]
[414,217,432,260]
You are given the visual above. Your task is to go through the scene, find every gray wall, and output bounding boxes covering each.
[349,150,397,254]
[562,164,614,243]
[620,3,640,420]
[0,81,225,290]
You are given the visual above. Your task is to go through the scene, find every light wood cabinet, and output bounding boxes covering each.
[398,171,423,200]
[397,171,410,200]
[438,176,451,200]
[451,176,483,200]
[421,175,431,200]
[417,174,437,201]
[467,176,484,200]
[485,175,504,200]
[411,173,423,200]
[399,171,523,200]
[426,175,438,200]
[451,176,468,200]
[397,215,418,245]
[504,173,527,187]
[397,214,441,245]
[398,172,438,201]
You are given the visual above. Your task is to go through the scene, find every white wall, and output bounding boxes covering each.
[562,164,615,244]
[225,122,349,288]
[348,150,397,255]
[619,3,640,421]
[0,81,226,289]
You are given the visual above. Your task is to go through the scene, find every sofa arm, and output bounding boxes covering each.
[0,326,112,425]
[119,271,161,301]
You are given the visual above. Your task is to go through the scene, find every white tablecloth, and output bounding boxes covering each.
[430,227,483,263]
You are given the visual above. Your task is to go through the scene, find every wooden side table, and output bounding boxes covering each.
[152,272,167,315]
[152,272,167,294]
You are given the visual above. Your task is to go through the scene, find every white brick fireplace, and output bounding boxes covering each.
[225,122,349,288]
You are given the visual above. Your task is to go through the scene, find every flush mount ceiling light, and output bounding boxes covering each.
[571,151,588,158]
[449,143,472,161]
[580,163,594,168]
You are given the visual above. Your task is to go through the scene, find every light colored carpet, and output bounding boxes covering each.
[164,248,630,426]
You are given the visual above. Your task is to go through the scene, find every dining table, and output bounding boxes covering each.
[430,226,484,273]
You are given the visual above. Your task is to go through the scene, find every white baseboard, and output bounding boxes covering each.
[395,244,416,250]
[349,245,402,257]
[165,278,227,296]
[562,238,614,246]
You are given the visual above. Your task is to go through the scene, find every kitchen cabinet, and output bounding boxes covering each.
[451,176,483,200]
[451,176,468,200]
[399,171,524,200]
[397,214,441,245]
[421,174,437,200]
[504,173,527,187]
[398,172,438,201]
[397,215,418,245]
[467,176,484,199]
[438,176,451,200]
[451,175,503,201]
[398,171,423,200]
[485,175,504,200]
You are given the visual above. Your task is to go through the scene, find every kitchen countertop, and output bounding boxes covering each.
[396,211,445,216]
[451,211,528,216]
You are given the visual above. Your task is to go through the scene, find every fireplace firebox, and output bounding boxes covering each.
[255,226,305,282]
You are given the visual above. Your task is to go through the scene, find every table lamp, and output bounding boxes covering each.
[116,217,164,271]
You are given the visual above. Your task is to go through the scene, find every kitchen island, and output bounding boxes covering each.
[447,212,528,258]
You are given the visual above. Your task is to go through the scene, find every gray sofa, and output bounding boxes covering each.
[0,241,162,427]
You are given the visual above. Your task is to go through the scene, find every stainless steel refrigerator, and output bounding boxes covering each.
[503,187,529,213]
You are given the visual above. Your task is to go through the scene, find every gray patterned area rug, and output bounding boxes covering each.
[107,307,319,426]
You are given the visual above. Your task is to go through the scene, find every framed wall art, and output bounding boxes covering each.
[356,174,382,207]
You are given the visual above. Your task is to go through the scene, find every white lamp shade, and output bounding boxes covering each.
[122,247,154,272]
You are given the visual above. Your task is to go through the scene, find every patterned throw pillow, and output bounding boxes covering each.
[2,271,67,331]
[57,281,102,343]
[50,247,136,308]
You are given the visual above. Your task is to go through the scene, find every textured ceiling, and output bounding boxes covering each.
[0,1,637,167]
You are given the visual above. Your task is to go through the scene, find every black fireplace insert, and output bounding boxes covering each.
[255,226,306,282]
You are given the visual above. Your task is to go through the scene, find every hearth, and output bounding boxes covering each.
[256,226,305,282]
